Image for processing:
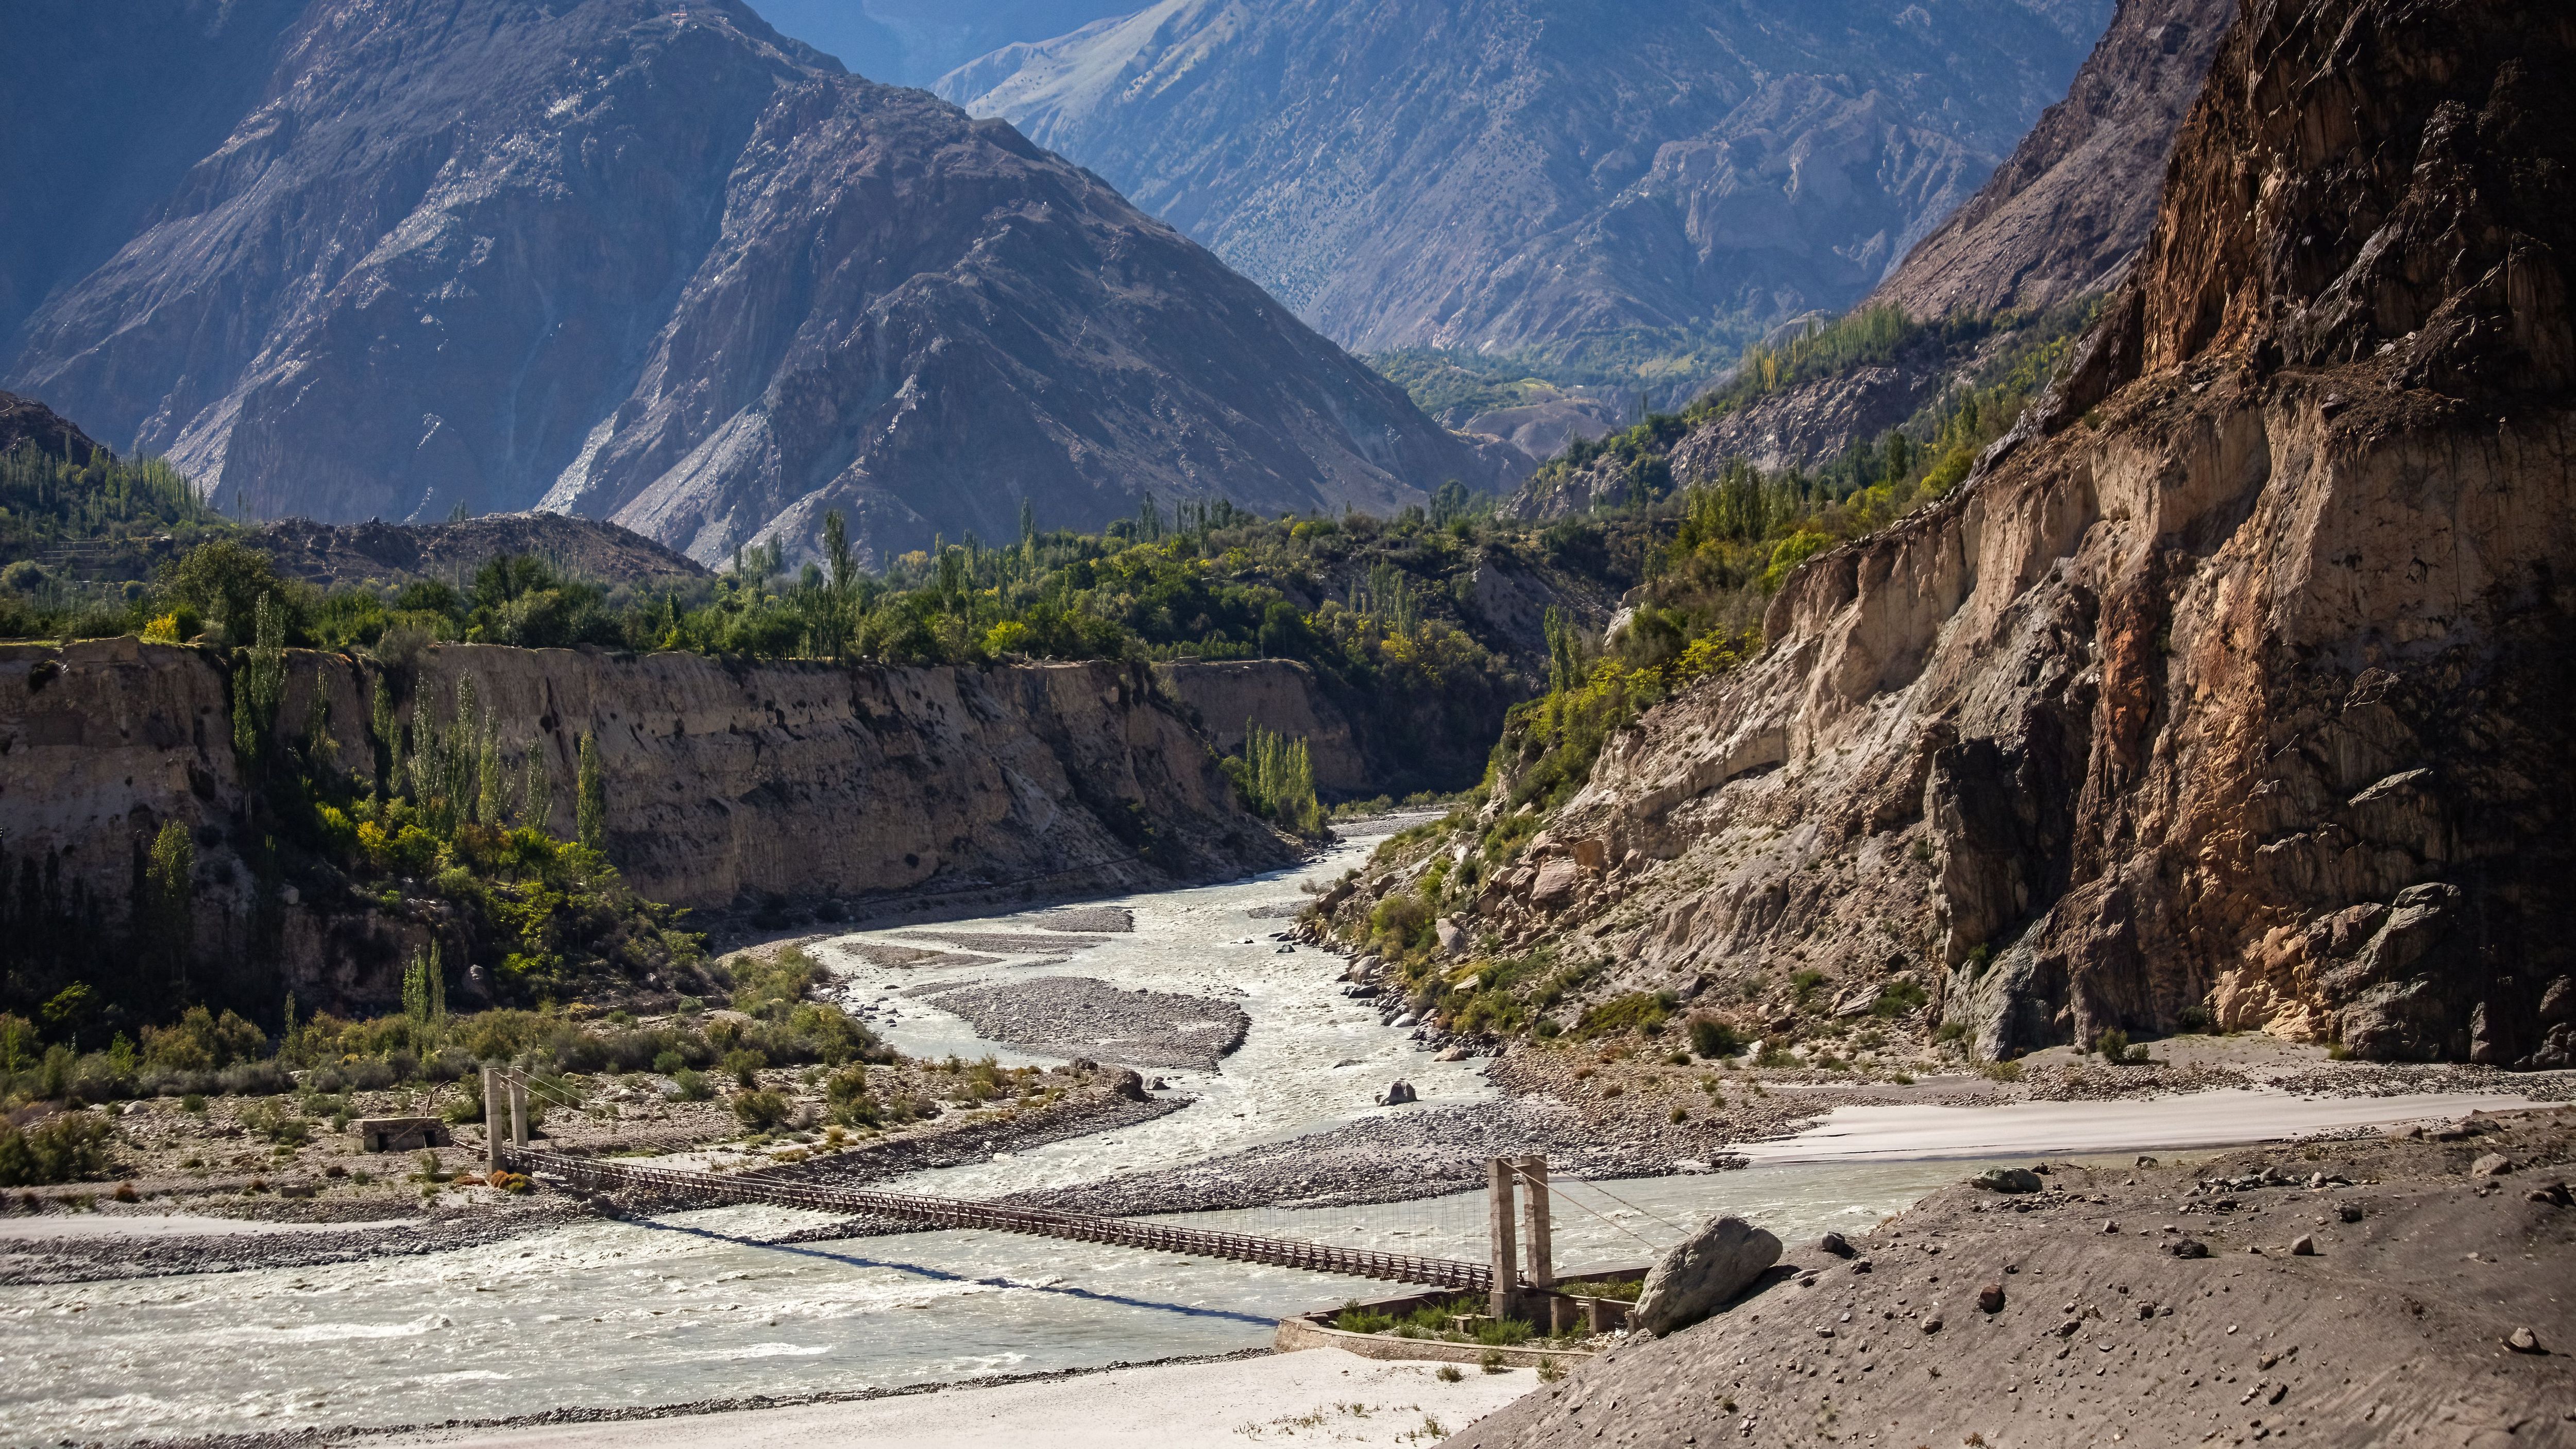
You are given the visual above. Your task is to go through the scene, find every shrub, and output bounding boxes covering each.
[1480,1349,1507,1374]
[731,1089,790,1131]
[2093,1028,2129,1061]
[0,1112,113,1186]
[668,1069,712,1101]
[1474,1317,1534,1346]
[1332,1303,1398,1335]
[1435,1365,1464,1383]
[1575,992,1672,1039]
[721,1049,767,1088]
[1687,1016,1742,1059]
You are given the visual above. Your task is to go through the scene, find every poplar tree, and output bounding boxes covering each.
[576,731,606,851]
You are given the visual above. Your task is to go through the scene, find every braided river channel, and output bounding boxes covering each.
[0,819,2528,1445]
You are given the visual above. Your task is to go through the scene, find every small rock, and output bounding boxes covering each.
[1817,1232,1855,1258]
[1974,1167,2044,1194]
[2137,1302,2157,1320]
[1377,1080,1418,1106]
[2507,1327,2543,1354]
[2171,1238,2211,1259]
[1109,1069,1149,1101]
[2470,1153,2513,1177]
[2338,1203,2365,1222]
[1815,1325,1836,1338]
[2526,1181,2572,1207]
[1851,1259,1873,1274]
[2290,1235,2316,1257]
[2055,1318,2082,1337]
[1434,1046,1467,1062]
[1977,1283,2005,1313]
[2100,1218,2120,1234]
[1920,1316,1943,1334]
[2136,1155,2159,1168]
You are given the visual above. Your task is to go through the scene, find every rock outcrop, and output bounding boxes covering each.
[1390,0,2576,1067]
[1,0,1497,566]
[943,0,2104,354]
[0,639,1292,1009]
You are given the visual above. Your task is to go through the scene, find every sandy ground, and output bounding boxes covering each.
[0,1212,420,1240]
[1738,1086,2545,1163]
[375,1350,1532,1449]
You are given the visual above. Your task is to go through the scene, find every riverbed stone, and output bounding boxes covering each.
[1974,1167,2044,1194]
[1631,1214,1781,1337]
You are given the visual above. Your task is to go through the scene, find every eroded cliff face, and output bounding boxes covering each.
[0,640,1290,1008]
[1399,0,2576,1067]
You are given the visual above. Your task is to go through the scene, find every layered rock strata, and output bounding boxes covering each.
[0,639,1291,1009]
[1385,0,2576,1067]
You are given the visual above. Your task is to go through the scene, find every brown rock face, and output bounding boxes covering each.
[2,0,1494,565]
[1451,0,2576,1067]
[0,639,1290,1013]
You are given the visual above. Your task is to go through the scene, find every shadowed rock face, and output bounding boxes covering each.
[0,0,1495,565]
[942,0,2106,355]
[1411,0,2576,1068]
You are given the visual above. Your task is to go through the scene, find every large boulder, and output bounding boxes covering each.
[1631,1215,1781,1337]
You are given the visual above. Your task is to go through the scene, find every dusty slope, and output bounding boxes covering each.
[2,0,1495,565]
[1353,0,2576,1067]
[1455,1107,2576,1449]
[943,0,2102,355]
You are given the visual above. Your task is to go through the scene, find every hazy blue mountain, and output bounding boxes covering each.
[2,0,1500,566]
[943,0,2111,360]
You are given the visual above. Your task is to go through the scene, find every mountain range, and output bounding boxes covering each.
[942,0,2112,361]
[0,0,1497,566]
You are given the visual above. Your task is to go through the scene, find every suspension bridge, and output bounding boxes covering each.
[479,1067,1599,1318]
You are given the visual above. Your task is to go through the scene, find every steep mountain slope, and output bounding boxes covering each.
[1499,0,2233,508]
[942,0,2106,357]
[1,0,1495,566]
[1331,0,2576,1068]
[1871,0,2235,320]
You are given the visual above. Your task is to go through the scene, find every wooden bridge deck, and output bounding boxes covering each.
[507,1148,1493,1291]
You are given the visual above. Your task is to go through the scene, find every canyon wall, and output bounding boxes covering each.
[1408,0,2576,1067]
[0,639,1291,1003]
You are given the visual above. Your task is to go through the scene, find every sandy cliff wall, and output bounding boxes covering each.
[1150,660,1368,796]
[0,640,1291,963]
[1440,0,2576,1068]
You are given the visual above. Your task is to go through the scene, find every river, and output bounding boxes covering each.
[0,820,2517,1445]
